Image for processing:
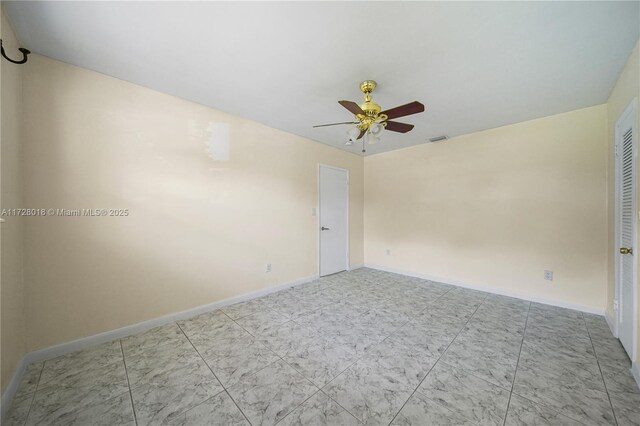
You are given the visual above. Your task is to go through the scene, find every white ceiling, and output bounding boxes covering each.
[4,1,640,155]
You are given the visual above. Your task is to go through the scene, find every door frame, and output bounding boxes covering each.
[318,163,350,276]
[614,97,638,361]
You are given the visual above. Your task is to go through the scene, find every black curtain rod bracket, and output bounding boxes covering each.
[1,39,30,64]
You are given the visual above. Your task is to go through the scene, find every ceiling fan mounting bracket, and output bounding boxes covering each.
[359,80,377,95]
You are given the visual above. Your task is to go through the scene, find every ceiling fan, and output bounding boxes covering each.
[314,80,425,151]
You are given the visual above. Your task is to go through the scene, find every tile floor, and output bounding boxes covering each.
[4,268,640,425]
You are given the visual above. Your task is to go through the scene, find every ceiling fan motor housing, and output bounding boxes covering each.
[356,80,385,130]
[360,101,381,116]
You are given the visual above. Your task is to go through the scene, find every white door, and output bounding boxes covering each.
[616,98,637,358]
[319,165,348,276]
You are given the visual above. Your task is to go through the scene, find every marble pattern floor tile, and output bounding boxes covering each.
[121,323,191,359]
[525,321,593,340]
[303,287,343,306]
[512,362,616,426]
[440,344,519,389]
[200,334,280,387]
[608,390,640,426]
[26,362,130,426]
[411,309,469,332]
[357,308,410,333]
[127,351,220,389]
[516,354,606,394]
[222,298,274,320]
[298,315,356,338]
[183,320,250,352]
[268,296,321,319]
[3,392,34,426]
[330,327,388,357]
[391,320,459,359]
[322,358,416,426]
[257,320,319,357]
[277,391,360,426]
[520,339,599,368]
[38,359,129,392]
[583,313,610,329]
[235,309,289,336]
[600,363,640,395]
[228,359,318,426]
[260,288,300,306]
[417,361,511,426]
[13,362,44,401]
[290,281,331,298]
[451,325,523,358]
[284,336,359,387]
[466,311,527,332]
[505,394,583,426]
[390,391,476,425]
[40,392,136,426]
[586,323,619,342]
[39,341,123,389]
[591,337,633,369]
[523,332,596,360]
[359,338,438,389]
[528,303,584,322]
[176,309,235,339]
[527,309,589,326]
[7,269,639,426]
[165,391,250,425]
[131,381,224,426]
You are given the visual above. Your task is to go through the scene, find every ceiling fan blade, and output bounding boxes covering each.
[313,121,358,128]
[357,129,366,140]
[384,121,414,133]
[380,101,425,120]
[339,100,365,115]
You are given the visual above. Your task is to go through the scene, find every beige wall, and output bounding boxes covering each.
[0,9,26,392]
[606,39,639,365]
[22,55,363,351]
[365,105,609,311]
[6,31,635,373]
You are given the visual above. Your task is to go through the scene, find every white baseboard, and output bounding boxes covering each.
[348,263,364,271]
[605,309,618,337]
[1,264,612,419]
[364,263,607,316]
[0,357,27,420]
[632,362,640,390]
[26,273,319,364]
[1,273,318,419]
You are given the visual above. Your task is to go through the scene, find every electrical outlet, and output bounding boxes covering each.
[544,270,553,281]
[386,249,391,256]
[266,263,272,273]
[312,207,317,217]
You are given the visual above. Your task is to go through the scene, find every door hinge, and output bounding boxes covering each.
[613,299,619,311]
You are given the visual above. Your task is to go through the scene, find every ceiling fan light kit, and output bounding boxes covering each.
[314,80,425,153]
[347,126,362,142]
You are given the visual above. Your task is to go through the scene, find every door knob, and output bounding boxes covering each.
[620,247,633,255]
[321,226,330,231]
